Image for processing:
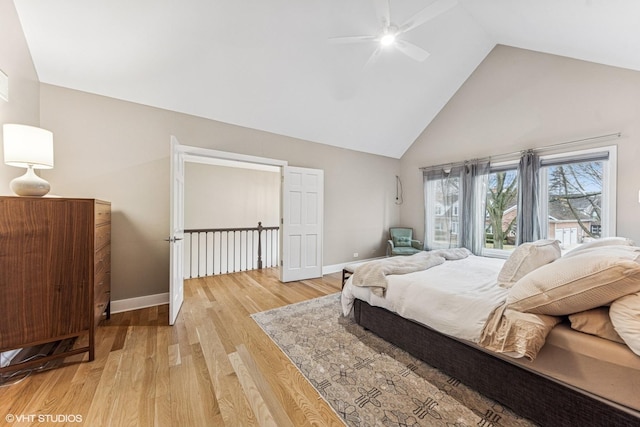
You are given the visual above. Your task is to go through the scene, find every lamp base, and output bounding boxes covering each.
[10,166,50,197]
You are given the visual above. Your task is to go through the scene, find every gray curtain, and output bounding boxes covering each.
[460,160,490,254]
[517,150,541,244]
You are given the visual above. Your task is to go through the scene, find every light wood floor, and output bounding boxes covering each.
[0,269,345,426]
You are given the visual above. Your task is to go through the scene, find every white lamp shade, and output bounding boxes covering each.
[3,124,54,169]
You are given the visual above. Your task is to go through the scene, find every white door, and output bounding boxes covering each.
[169,136,185,325]
[281,166,323,282]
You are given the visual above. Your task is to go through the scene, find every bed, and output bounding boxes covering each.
[341,240,640,426]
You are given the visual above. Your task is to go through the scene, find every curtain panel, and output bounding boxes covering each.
[461,160,490,254]
[516,151,541,245]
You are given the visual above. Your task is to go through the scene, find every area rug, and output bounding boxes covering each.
[251,293,536,427]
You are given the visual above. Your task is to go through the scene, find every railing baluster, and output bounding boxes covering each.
[257,222,263,269]
[188,233,193,279]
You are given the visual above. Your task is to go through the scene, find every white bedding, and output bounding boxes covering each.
[341,255,507,342]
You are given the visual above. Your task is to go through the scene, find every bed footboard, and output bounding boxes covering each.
[353,299,639,427]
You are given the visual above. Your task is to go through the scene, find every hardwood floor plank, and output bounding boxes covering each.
[190,343,222,421]
[168,343,181,367]
[235,344,295,427]
[228,351,280,427]
[84,350,124,426]
[154,324,171,398]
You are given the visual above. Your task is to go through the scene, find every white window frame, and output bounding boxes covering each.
[539,145,617,243]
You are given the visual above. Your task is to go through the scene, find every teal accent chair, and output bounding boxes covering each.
[387,227,423,256]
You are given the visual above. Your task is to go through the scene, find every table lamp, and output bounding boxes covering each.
[2,124,54,196]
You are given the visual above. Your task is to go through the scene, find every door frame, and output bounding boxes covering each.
[169,141,290,324]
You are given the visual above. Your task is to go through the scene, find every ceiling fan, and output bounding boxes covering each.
[330,0,457,67]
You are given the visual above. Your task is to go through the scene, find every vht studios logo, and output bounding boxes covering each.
[5,413,83,423]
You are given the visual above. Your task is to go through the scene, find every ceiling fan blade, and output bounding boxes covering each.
[329,35,378,44]
[373,0,391,29]
[395,40,430,62]
[363,47,382,70]
[399,0,457,34]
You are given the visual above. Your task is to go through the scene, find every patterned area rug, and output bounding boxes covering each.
[252,293,536,427]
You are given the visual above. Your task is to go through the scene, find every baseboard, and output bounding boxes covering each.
[323,256,384,275]
[111,292,169,314]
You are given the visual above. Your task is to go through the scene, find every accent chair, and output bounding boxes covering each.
[387,227,423,256]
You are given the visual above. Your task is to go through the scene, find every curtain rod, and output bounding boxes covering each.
[420,132,621,170]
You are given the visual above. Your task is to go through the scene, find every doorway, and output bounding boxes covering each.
[169,140,324,324]
[184,158,281,277]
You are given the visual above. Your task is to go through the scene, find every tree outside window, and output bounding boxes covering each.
[545,160,603,248]
[485,170,518,250]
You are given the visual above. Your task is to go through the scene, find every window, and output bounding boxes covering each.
[539,146,616,252]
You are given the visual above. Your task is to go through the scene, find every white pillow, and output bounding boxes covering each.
[508,246,640,315]
[610,292,640,356]
[564,237,635,258]
[497,239,561,288]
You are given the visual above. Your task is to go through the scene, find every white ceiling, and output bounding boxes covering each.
[13,0,640,159]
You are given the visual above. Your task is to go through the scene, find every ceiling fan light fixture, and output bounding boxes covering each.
[380,32,396,46]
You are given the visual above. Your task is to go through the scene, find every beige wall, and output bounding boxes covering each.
[0,0,41,190]
[400,45,640,245]
[185,163,280,229]
[38,84,400,300]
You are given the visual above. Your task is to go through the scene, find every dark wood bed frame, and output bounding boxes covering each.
[353,299,640,427]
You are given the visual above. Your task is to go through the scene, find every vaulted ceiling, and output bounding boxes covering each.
[13,0,640,158]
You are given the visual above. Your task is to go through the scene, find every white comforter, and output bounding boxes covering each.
[341,255,507,342]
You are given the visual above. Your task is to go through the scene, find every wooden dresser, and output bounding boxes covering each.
[0,197,111,373]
